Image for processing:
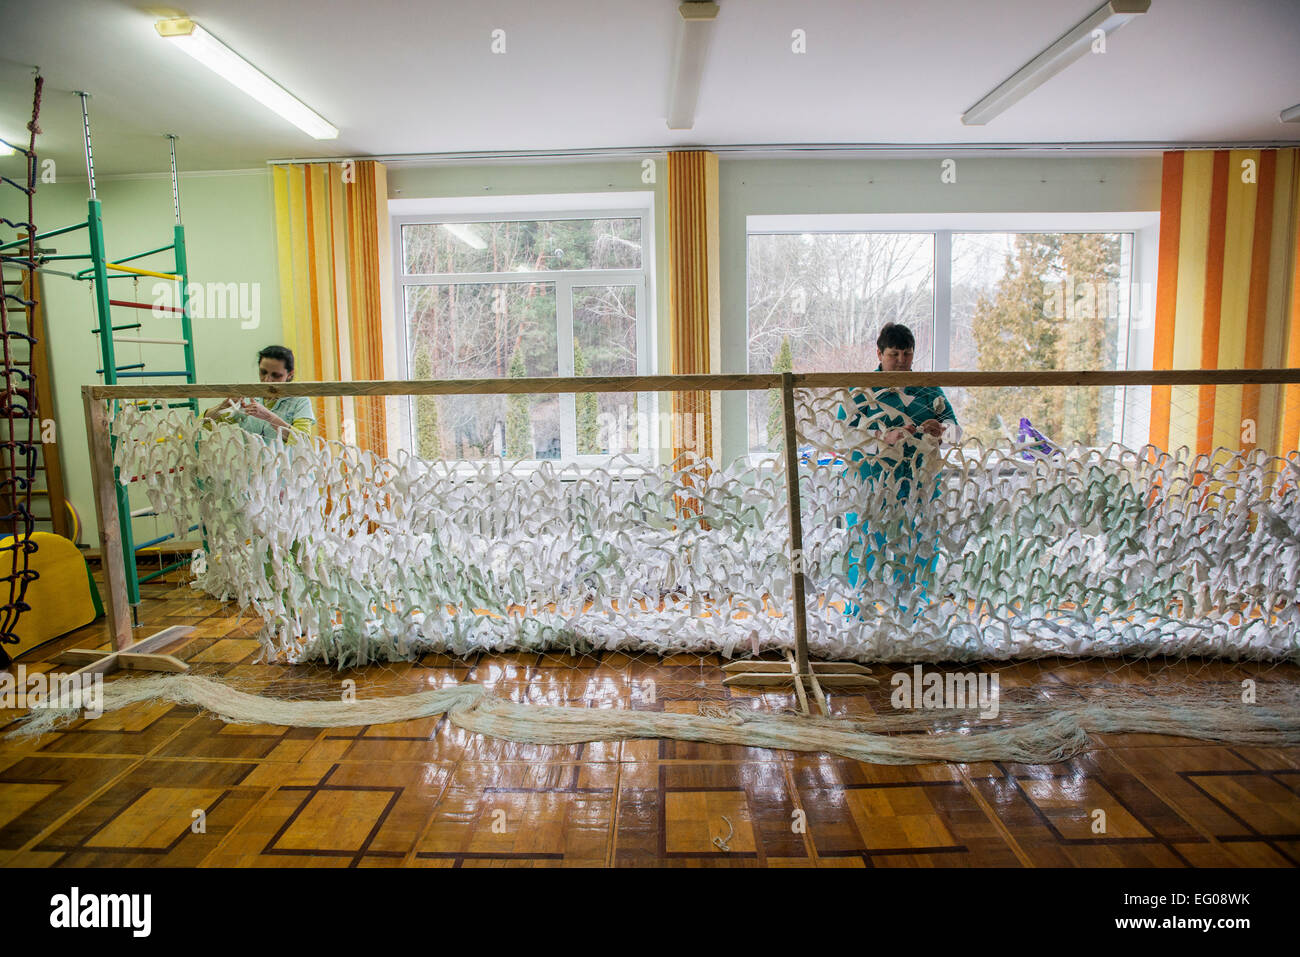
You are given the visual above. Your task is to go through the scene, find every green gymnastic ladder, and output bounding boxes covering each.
[0,93,200,619]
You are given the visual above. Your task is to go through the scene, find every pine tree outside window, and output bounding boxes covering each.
[746,213,1159,457]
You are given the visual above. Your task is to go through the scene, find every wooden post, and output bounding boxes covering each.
[82,387,131,649]
[56,624,194,677]
[780,372,811,678]
[29,271,70,538]
[723,373,876,712]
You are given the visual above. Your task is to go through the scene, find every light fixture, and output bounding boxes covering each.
[0,140,14,157]
[667,2,719,131]
[155,17,338,139]
[1281,103,1300,123]
[962,0,1151,126]
[441,224,486,249]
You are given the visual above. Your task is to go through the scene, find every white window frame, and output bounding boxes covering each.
[745,211,1160,454]
[388,192,657,470]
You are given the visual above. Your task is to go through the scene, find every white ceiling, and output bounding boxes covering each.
[1,0,1298,177]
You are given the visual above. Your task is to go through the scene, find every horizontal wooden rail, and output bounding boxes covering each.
[85,368,1300,401]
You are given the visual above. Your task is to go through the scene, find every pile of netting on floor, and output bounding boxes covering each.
[111,391,1300,668]
[9,672,1300,764]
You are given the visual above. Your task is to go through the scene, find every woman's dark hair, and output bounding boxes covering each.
[257,345,295,373]
[877,323,915,352]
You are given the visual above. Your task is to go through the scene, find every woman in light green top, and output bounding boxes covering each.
[204,345,316,442]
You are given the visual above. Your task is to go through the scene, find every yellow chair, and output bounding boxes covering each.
[0,531,103,661]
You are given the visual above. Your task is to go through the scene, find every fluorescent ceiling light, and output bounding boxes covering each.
[962,0,1151,126]
[1281,103,1300,123]
[667,2,719,131]
[155,17,338,139]
[441,224,486,249]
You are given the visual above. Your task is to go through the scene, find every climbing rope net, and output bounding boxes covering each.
[105,375,1300,670]
[0,75,44,666]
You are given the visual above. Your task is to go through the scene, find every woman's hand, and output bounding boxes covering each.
[203,398,236,419]
[238,399,270,421]
[881,427,910,444]
[238,400,290,431]
[918,419,945,438]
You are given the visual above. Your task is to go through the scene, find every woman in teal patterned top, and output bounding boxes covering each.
[838,324,959,611]
[203,345,316,443]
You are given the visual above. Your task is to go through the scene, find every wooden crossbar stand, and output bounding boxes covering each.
[55,625,194,679]
[722,654,876,716]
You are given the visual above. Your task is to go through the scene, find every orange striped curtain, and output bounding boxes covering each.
[1151,149,1300,459]
[271,160,390,455]
[667,150,721,466]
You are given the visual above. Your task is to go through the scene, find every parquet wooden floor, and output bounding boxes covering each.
[2,568,1297,868]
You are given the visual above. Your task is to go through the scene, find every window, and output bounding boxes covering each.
[746,213,1157,451]
[747,231,935,451]
[392,196,654,463]
[948,231,1131,448]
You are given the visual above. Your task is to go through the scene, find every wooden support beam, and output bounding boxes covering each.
[805,666,829,716]
[722,660,873,675]
[780,372,811,679]
[28,270,69,539]
[723,656,879,716]
[54,625,195,681]
[117,653,188,673]
[811,674,881,687]
[786,651,810,715]
[84,368,1300,403]
[722,672,800,687]
[81,389,131,649]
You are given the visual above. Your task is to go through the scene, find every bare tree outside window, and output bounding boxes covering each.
[747,232,934,452]
[400,217,646,461]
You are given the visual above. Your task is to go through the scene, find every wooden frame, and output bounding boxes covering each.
[28,271,70,538]
[84,368,1300,403]
[83,368,1300,711]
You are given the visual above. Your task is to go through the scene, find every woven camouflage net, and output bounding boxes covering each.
[109,383,1300,669]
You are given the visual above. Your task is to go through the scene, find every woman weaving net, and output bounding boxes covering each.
[836,323,960,614]
[203,345,316,443]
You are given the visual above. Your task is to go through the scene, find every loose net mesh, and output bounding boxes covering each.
[107,379,1300,670]
[27,376,1295,764]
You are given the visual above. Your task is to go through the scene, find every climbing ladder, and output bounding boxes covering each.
[0,74,45,666]
[0,268,70,541]
[0,92,201,621]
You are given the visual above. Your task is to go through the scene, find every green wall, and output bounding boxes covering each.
[12,169,280,548]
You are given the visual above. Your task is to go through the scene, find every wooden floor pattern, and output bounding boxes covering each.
[2,569,1298,868]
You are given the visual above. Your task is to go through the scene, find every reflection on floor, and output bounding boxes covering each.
[1,568,1298,868]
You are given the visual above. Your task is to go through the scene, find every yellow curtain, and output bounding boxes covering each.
[1151,149,1300,459]
[272,160,391,455]
[666,150,721,467]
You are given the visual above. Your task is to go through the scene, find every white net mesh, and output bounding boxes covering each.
[108,378,1300,672]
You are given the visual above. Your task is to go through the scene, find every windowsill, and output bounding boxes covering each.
[389,454,660,482]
